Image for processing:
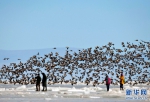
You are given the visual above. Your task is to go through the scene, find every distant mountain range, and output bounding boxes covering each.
[0,47,83,66]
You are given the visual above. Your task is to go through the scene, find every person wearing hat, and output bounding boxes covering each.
[120,73,125,90]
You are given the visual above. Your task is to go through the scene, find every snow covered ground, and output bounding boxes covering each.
[0,84,149,102]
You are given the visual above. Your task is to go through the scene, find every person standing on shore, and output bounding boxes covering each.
[105,75,111,91]
[35,74,41,91]
[120,73,125,90]
[42,73,47,91]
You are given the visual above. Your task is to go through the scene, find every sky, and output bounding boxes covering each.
[0,0,150,50]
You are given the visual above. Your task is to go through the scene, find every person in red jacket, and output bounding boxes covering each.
[105,75,111,91]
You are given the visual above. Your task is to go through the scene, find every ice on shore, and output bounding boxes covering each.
[0,88,5,91]
[0,84,149,102]
[16,85,26,90]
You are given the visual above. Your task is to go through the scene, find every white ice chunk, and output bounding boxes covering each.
[89,96,100,98]
[68,87,85,92]
[45,98,51,100]
[132,86,140,89]
[52,88,60,91]
[0,88,5,91]
[109,89,112,92]
[96,87,103,90]
[53,94,58,97]
[84,91,90,94]
[16,85,26,90]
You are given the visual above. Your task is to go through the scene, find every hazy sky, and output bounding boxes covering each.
[0,0,150,50]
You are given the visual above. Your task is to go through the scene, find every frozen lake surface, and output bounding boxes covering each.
[0,84,149,102]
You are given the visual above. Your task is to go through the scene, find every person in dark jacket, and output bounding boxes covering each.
[42,73,47,91]
[105,75,111,91]
[35,74,41,91]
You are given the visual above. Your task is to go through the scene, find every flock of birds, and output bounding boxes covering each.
[0,40,150,86]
